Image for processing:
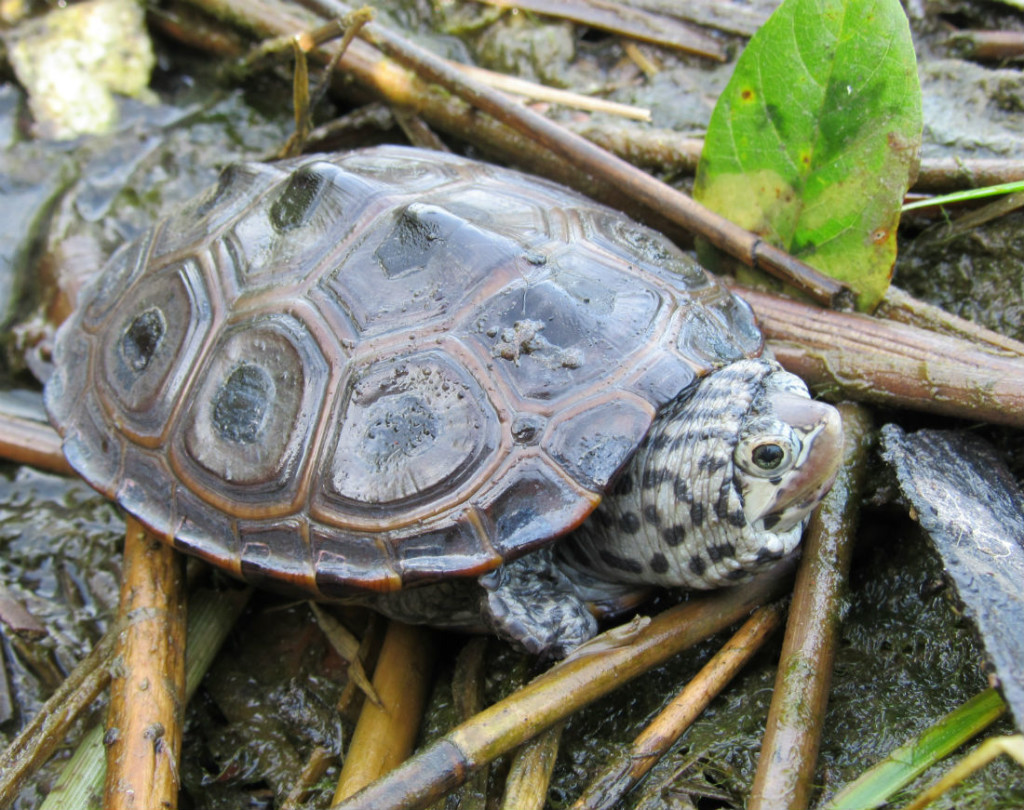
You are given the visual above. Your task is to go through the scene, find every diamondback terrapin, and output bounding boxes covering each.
[45,146,842,657]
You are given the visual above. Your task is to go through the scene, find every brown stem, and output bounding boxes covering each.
[739,286,1024,426]
[748,404,873,810]
[330,566,794,810]
[501,724,564,810]
[103,517,187,810]
[474,0,727,60]
[332,621,435,803]
[0,628,117,805]
[177,0,852,308]
[572,602,786,810]
[0,410,72,476]
[944,30,1024,62]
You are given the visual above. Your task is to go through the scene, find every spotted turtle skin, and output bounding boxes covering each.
[45,145,765,600]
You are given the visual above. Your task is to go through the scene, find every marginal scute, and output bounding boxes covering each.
[480,456,595,558]
[118,449,176,537]
[172,484,240,576]
[238,521,316,595]
[59,393,123,498]
[393,513,502,585]
[311,527,399,596]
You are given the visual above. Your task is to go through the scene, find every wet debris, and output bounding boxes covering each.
[878,424,1024,730]
[3,0,155,140]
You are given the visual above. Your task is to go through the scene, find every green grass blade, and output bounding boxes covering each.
[821,688,1007,810]
[902,180,1024,211]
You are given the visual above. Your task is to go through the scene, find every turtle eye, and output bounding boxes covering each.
[751,442,786,470]
[735,434,797,477]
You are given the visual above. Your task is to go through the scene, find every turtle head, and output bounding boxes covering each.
[731,365,843,538]
[563,359,842,590]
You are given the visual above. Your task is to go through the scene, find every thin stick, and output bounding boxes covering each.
[103,517,187,810]
[330,566,793,810]
[39,587,252,810]
[572,602,786,810]
[748,404,873,809]
[454,62,651,121]
[282,747,339,810]
[0,411,72,475]
[332,621,435,803]
[739,285,1024,426]
[475,0,726,60]
[336,8,851,309]
[501,724,564,810]
[0,627,117,805]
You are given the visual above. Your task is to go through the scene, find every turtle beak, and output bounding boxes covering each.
[751,393,843,533]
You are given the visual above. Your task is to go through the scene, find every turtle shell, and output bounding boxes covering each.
[45,145,763,598]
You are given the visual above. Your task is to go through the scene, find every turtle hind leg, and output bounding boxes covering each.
[479,547,597,659]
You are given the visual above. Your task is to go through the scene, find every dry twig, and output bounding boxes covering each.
[740,286,1024,426]
[0,628,117,805]
[501,724,564,810]
[475,0,726,60]
[332,621,435,803]
[330,567,794,810]
[749,404,873,809]
[103,517,187,810]
[0,410,71,475]
[572,602,786,810]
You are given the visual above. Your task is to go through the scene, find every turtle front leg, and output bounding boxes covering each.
[479,547,597,659]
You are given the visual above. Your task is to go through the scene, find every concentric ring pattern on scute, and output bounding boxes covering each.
[45,145,763,598]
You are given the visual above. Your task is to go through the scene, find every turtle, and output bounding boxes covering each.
[45,145,843,658]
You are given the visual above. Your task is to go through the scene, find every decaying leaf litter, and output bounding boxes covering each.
[0,0,1023,808]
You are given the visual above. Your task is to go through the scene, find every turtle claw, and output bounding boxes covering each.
[480,548,597,659]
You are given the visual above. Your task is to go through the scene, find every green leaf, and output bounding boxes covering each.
[693,0,921,311]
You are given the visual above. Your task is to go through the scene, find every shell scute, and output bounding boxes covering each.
[238,520,316,596]
[675,292,762,368]
[391,510,502,586]
[458,246,668,406]
[81,231,154,332]
[118,449,176,538]
[334,147,466,191]
[311,527,400,597]
[311,347,502,524]
[479,455,596,558]
[545,394,655,491]
[219,161,382,293]
[170,311,333,516]
[96,260,214,444]
[148,161,286,265]
[316,200,523,338]
[581,209,713,294]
